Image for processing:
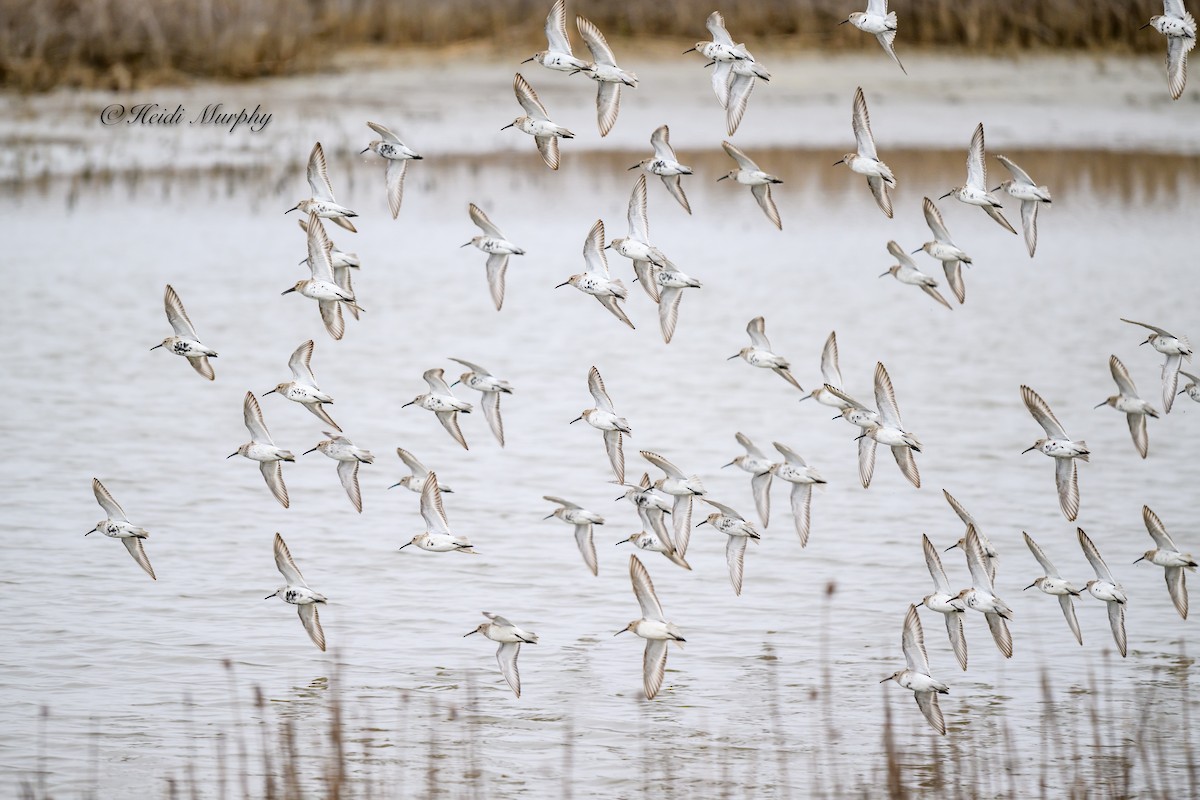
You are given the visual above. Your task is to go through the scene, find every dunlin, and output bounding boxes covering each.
[616,555,685,700]
[286,142,357,232]
[1096,354,1158,459]
[303,432,374,513]
[151,285,217,380]
[939,124,1017,234]
[718,141,782,229]
[263,340,340,431]
[1021,385,1088,521]
[463,203,525,312]
[229,392,294,509]
[1022,532,1083,645]
[361,121,421,219]
[88,478,155,580]
[834,87,895,218]
[464,612,538,698]
[881,604,948,736]
[504,73,574,170]
[402,369,473,450]
[266,533,327,651]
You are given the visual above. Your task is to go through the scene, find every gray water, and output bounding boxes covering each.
[2,144,1199,797]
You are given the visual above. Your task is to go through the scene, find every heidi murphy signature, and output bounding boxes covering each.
[100,103,272,133]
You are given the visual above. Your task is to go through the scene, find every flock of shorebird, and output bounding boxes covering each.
[86,2,1196,723]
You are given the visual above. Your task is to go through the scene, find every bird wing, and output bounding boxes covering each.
[122,537,156,580]
[583,218,609,278]
[866,0,888,15]
[366,120,401,144]
[603,429,625,484]
[513,73,550,120]
[702,497,742,519]
[943,490,978,530]
[627,173,650,240]
[163,284,199,339]
[1059,594,1083,645]
[746,316,771,349]
[942,261,965,304]
[919,283,953,311]
[448,357,491,377]
[985,612,1013,658]
[544,0,572,53]
[534,134,561,171]
[852,87,878,159]
[789,483,813,548]
[1167,34,1190,101]
[384,157,408,219]
[995,154,1034,185]
[725,534,748,596]
[1078,528,1115,583]
[642,638,668,700]
[420,473,452,535]
[304,213,336,282]
[891,445,921,488]
[1120,318,1174,337]
[588,366,616,412]
[337,460,362,513]
[594,81,621,138]
[876,30,906,74]
[634,260,661,303]
[772,442,807,466]
[629,554,665,621]
[318,299,344,341]
[298,604,326,651]
[1022,531,1061,578]
[983,203,1018,235]
[482,391,505,447]
[725,71,755,135]
[964,525,994,591]
[721,140,758,171]
[750,183,781,230]
[914,691,946,736]
[1128,412,1149,459]
[1055,458,1080,522]
[650,125,677,161]
[641,450,685,480]
[544,495,580,510]
[886,240,919,271]
[288,340,317,384]
[576,15,617,66]
[965,123,987,190]
[945,612,968,671]
[469,203,504,238]
[306,142,336,202]
[873,362,903,429]
[660,174,692,215]
[397,448,429,478]
[658,286,683,343]
[1164,353,1184,414]
[436,411,468,450]
[1107,601,1127,657]
[260,461,289,508]
[92,478,128,521]
[496,642,522,698]
[857,435,877,489]
[711,60,733,108]
[274,532,308,587]
[243,391,274,442]
[1143,506,1177,551]
[750,471,772,528]
[484,253,509,311]
[922,534,953,595]
[186,355,215,381]
[423,368,455,396]
[574,523,598,576]
[820,331,843,387]
[1166,567,1189,620]
[1021,385,1068,439]
[901,604,931,674]
[1108,353,1141,398]
[706,10,734,45]
[922,197,954,243]
[867,175,894,218]
[671,495,693,559]
[735,432,767,460]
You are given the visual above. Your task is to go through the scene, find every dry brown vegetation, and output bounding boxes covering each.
[1,0,1160,92]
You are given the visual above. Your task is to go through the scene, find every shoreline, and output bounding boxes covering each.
[2,51,1197,184]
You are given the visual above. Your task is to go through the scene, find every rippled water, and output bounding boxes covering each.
[3,145,1199,797]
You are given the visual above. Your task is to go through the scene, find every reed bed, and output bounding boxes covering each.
[0,0,1159,92]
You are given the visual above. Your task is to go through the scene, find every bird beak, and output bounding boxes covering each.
[695,519,708,528]
[721,459,736,468]
[500,123,514,131]
[726,354,741,360]
[615,539,629,546]
[263,389,276,396]
[450,379,460,387]
[878,676,891,684]
[281,287,296,295]
[938,191,952,200]
[522,55,536,63]
[798,394,813,403]
[832,158,845,166]
[943,543,960,553]
[1021,445,1037,454]
[226,452,238,459]
[716,175,729,182]
[554,281,570,289]
[543,513,556,520]
[302,446,319,455]
[627,164,641,171]
[1140,21,1153,30]
[463,629,478,637]
[910,247,922,254]
[682,46,696,54]
[613,628,628,636]
[84,529,94,536]
[569,415,583,424]
[398,542,412,550]
[1133,556,1145,564]
[149,343,163,351]
[1023,582,1036,591]
[264,594,276,600]
[839,18,850,25]
[285,205,299,214]
[401,400,415,408]
[1093,400,1106,409]
[388,482,402,490]
[878,271,890,278]
[1139,339,1149,346]
[359,147,370,155]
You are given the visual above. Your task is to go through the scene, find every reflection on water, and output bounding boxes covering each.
[3,142,1198,797]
